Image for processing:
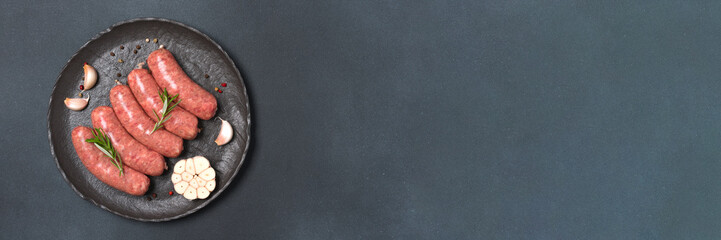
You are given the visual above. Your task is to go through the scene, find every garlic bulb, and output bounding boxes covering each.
[83,63,98,90]
[214,118,233,146]
[64,94,90,111]
[172,156,216,200]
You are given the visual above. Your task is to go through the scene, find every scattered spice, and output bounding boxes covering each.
[169,191,173,195]
[221,83,227,87]
[120,45,125,50]
[118,59,124,63]
[79,85,84,90]
[136,45,141,49]
[133,49,138,54]
[146,196,152,201]
[110,52,115,56]
[218,90,223,93]
[145,38,150,42]
[78,93,83,97]
[116,73,122,77]
[82,76,85,80]
[204,74,209,78]
[153,38,158,43]
[152,193,157,198]
[214,87,219,91]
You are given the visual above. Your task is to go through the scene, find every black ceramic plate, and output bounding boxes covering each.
[47,18,250,221]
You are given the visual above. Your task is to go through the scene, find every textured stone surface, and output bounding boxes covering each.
[7,0,721,239]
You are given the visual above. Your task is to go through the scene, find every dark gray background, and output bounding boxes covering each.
[1,0,720,239]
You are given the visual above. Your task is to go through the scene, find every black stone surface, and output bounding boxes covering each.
[3,0,721,239]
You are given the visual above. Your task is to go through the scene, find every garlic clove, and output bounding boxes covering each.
[189,178,199,189]
[171,173,182,184]
[83,63,98,90]
[64,94,90,111]
[173,159,186,174]
[198,167,215,181]
[196,177,207,187]
[185,157,196,175]
[205,179,216,192]
[193,156,210,172]
[197,186,210,199]
[214,118,233,146]
[174,181,189,195]
[181,171,193,182]
[183,187,197,200]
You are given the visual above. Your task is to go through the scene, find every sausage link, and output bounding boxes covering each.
[71,126,150,196]
[91,106,166,176]
[110,85,183,158]
[128,68,199,140]
[147,48,217,120]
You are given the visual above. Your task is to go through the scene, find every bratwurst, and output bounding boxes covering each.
[71,126,149,196]
[128,68,199,140]
[147,48,217,120]
[110,85,183,158]
[91,106,166,176]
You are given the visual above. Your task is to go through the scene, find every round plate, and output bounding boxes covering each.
[47,18,251,221]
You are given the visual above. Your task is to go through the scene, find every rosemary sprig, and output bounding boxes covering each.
[85,128,123,176]
[151,88,181,133]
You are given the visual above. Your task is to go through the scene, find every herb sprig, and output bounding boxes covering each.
[85,128,123,176]
[151,88,181,133]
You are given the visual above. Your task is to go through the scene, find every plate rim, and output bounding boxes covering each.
[47,17,252,222]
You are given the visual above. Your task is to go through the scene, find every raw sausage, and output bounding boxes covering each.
[110,85,184,158]
[110,85,183,158]
[128,68,199,140]
[71,126,149,196]
[147,48,217,120]
[91,106,166,176]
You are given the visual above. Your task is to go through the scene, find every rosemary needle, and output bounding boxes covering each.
[151,88,181,133]
[85,128,123,176]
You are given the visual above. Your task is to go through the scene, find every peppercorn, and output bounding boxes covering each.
[221,83,227,87]
[204,74,209,78]
[118,59,124,63]
[136,45,141,49]
[153,38,158,43]
[79,85,84,90]
[110,52,115,56]
[133,49,138,54]
[120,45,124,50]
[169,191,173,195]
[152,193,157,198]
[146,196,152,201]
[145,38,150,42]
[218,90,223,93]
[116,73,121,77]
[214,87,219,91]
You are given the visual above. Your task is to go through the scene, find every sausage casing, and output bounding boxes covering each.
[128,68,199,140]
[71,126,150,196]
[91,106,166,176]
[110,85,183,158]
[147,48,217,120]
